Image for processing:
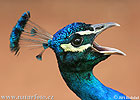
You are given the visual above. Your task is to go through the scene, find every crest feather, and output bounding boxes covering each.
[10,11,52,60]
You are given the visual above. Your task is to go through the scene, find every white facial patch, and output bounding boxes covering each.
[76,30,95,35]
[60,43,91,52]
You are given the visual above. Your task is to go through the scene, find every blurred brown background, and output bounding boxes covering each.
[0,0,140,100]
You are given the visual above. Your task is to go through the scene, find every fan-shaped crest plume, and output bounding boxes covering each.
[10,11,53,60]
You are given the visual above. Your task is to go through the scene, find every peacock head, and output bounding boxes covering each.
[10,12,125,72]
[48,22,126,72]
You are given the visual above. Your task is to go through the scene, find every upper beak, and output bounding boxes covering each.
[90,22,126,56]
[91,22,120,38]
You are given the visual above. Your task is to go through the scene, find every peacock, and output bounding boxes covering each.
[10,11,130,100]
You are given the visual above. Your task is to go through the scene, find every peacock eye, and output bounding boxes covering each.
[71,35,83,47]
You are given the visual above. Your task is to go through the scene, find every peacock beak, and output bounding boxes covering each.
[90,22,126,56]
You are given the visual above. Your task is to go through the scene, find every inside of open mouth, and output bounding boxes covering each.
[92,42,112,51]
[92,41,126,56]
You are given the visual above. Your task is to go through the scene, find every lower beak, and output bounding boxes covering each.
[90,22,126,56]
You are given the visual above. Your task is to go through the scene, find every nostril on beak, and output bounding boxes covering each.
[95,25,104,30]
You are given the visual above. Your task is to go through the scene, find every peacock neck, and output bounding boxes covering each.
[60,70,129,100]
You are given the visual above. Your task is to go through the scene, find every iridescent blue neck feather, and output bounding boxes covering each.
[60,68,128,100]
[54,48,129,100]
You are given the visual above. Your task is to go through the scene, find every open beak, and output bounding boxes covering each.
[90,22,126,56]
